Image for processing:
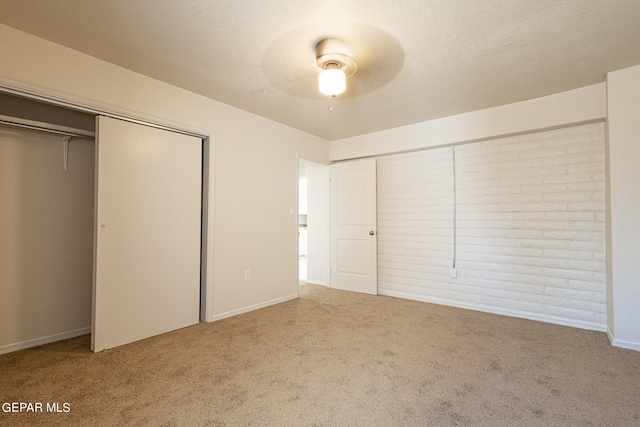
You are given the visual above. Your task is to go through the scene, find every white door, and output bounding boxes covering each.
[330,158,377,295]
[92,116,202,352]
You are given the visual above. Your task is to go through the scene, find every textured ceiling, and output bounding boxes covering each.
[1,1,639,140]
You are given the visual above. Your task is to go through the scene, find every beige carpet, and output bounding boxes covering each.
[1,284,639,426]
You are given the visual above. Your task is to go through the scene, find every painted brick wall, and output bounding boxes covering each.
[377,123,606,330]
[377,147,455,298]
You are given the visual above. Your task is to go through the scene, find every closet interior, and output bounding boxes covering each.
[0,92,97,354]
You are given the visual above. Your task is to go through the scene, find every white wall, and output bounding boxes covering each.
[0,25,330,331]
[606,65,640,351]
[0,128,94,353]
[331,83,605,160]
[377,123,607,330]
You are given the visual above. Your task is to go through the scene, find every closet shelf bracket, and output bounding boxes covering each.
[62,135,71,172]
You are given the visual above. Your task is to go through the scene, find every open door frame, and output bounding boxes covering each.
[297,153,331,295]
[201,135,215,322]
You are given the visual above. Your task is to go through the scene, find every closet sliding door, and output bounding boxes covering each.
[92,116,201,352]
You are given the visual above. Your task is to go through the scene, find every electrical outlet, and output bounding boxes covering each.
[244,270,251,281]
[450,268,457,278]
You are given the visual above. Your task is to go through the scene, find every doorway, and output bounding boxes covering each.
[298,157,329,288]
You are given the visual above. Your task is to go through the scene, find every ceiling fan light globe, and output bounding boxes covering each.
[319,69,346,96]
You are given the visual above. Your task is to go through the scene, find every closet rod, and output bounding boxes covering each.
[0,115,94,172]
[0,116,95,140]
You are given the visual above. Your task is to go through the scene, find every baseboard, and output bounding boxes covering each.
[605,326,640,353]
[606,326,615,344]
[211,294,298,322]
[0,327,91,355]
[305,280,327,286]
[378,289,607,332]
[610,337,640,352]
[611,339,640,352]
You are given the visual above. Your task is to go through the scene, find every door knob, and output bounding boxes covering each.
[369,231,375,235]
